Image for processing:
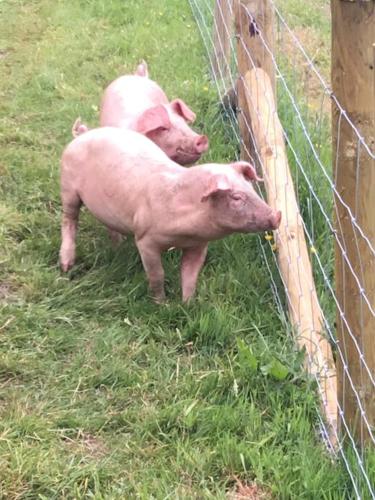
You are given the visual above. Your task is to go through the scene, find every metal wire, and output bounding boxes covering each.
[188,1,375,498]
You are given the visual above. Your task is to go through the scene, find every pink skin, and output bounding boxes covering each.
[71,62,209,248]
[60,128,281,303]
[135,60,149,78]
[99,60,208,165]
[72,61,209,164]
[71,117,89,138]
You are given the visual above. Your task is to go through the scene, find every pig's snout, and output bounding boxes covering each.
[194,135,209,154]
[269,210,282,230]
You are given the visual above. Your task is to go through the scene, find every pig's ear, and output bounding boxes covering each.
[170,99,196,123]
[135,59,149,78]
[232,161,263,182]
[201,176,231,202]
[136,105,172,135]
[71,117,89,138]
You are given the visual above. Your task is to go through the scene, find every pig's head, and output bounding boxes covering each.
[135,99,208,165]
[201,161,281,233]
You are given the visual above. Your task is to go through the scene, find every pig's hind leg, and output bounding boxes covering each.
[59,190,82,272]
[180,244,208,302]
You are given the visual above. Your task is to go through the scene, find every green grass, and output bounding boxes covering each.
[276,0,330,31]
[0,0,373,498]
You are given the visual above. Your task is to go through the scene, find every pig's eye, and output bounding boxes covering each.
[231,193,243,201]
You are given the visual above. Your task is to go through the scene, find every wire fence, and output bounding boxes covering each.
[188,0,375,497]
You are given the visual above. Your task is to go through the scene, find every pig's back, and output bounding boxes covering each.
[61,128,182,234]
[65,127,171,165]
[100,75,169,128]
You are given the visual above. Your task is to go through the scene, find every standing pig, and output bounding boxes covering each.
[60,128,281,303]
[73,60,208,165]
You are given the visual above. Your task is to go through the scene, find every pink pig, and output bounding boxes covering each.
[60,128,281,303]
[72,60,208,165]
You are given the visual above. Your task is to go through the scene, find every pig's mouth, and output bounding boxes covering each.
[175,148,202,163]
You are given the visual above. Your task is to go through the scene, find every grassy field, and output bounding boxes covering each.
[0,0,373,498]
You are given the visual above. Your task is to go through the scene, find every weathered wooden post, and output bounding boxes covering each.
[212,0,233,88]
[331,0,375,445]
[234,0,338,442]
[244,68,338,445]
[235,0,275,90]
[234,0,275,164]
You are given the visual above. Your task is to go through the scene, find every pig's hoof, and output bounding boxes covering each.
[60,258,75,273]
[152,295,166,305]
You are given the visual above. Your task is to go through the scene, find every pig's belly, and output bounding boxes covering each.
[79,189,134,235]
[159,233,210,251]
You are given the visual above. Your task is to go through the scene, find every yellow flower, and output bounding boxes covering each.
[271,243,277,252]
[310,246,317,254]
[264,232,273,241]
[203,86,209,91]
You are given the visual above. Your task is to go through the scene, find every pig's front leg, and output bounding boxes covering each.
[136,239,165,303]
[180,244,208,302]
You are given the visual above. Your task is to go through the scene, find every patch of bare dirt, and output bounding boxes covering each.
[0,283,12,301]
[0,283,19,306]
[227,478,272,500]
[0,277,22,306]
[63,431,108,459]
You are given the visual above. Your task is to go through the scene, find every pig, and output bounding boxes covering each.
[59,127,281,303]
[73,60,208,165]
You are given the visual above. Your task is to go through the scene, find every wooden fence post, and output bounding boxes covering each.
[235,0,275,165]
[212,0,233,89]
[244,68,338,444]
[234,0,338,442]
[331,0,375,445]
[235,0,275,91]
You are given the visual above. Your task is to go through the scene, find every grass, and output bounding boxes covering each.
[0,0,373,498]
